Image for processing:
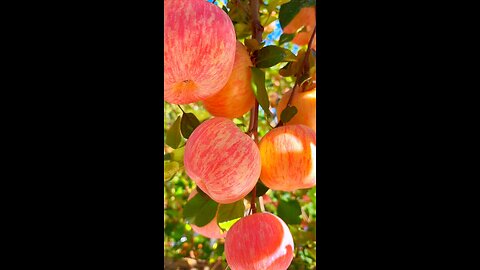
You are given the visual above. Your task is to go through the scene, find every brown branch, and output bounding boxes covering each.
[275,23,317,128]
[250,183,257,214]
[246,0,264,215]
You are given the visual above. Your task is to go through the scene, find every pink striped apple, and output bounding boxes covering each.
[187,190,226,239]
[259,124,316,191]
[202,41,256,119]
[164,0,236,104]
[225,212,294,270]
[184,117,260,204]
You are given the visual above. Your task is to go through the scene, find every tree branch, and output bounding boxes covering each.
[247,0,264,215]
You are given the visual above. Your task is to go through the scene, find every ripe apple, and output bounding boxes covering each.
[202,41,255,119]
[258,124,316,191]
[184,117,261,204]
[164,0,236,104]
[225,212,294,270]
[276,87,316,132]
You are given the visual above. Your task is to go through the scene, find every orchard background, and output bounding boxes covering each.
[164,0,316,269]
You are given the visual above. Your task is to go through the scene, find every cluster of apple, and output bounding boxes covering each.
[165,1,316,269]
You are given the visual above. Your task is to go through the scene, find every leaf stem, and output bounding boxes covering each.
[177,105,185,114]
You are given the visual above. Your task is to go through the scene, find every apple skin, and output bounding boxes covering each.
[276,87,316,132]
[187,190,226,239]
[184,117,261,204]
[203,41,256,119]
[164,0,236,104]
[225,212,294,270]
[283,7,316,48]
[258,124,316,191]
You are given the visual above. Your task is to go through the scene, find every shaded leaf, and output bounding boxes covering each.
[217,200,245,232]
[279,50,305,77]
[250,67,271,118]
[280,105,298,123]
[277,199,301,224]
[279,33,295,45]
[180,112,200,139]
[166,116,182,149]
[246,180,270,199]
[183,192,218,227]
[164,160,179,181]
[222,5,229,14]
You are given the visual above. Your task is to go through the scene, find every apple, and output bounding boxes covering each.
[164,0,236,104]
[184,117,261,204]
[225,212,294,270]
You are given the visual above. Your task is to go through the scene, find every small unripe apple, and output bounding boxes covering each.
[276,87,316,132]
[225,212,294,270]
[187,190,226,239]
[259,124,316,191]
[164,0,236,104]
[203,41,255,119]
[184,117,260,204]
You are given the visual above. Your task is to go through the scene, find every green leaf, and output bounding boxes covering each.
[164,160,179,181]
[180,112,200,139]
[280,105,298,123]
[217,200,245,232]
[166,116,182,149]
[282,48,297,62]
[255,45,288,68]
[279,0,316,29]
[183,192,218,227]
[267,0,292,13]
[277,199,302,224]
[234,23,252,39]
[250,67,271,118]
[279,33,295,45]
[170,146,185,163]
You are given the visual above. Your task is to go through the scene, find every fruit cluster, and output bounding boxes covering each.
[165,1,316,269]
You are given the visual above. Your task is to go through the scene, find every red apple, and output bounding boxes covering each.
[225,212,294,270]
[164,0,236,104]
[184,117,260,204]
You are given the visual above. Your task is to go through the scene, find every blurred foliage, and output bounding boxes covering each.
[164,0,316,269]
